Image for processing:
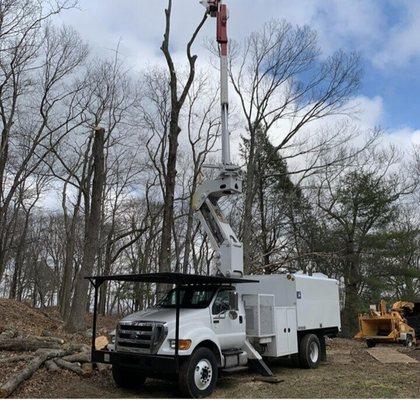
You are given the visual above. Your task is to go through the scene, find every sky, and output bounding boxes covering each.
[55,0,420,148]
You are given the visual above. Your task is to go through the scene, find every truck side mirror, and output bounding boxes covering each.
[229,291,239,311]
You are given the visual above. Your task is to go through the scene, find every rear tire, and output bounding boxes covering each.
[299,334,321,369]
[366,339,376,348]
[112,365,146,389]
[179,347,218,398]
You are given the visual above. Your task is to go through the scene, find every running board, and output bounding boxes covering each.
[222,366,249,373]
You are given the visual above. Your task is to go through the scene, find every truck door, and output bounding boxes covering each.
[211,288,245,349]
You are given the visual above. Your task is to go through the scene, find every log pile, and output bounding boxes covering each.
[0,332,109,398]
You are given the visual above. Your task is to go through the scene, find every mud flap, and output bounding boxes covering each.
[319,335,327,361]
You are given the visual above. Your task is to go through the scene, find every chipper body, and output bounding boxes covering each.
[355,300,418,348]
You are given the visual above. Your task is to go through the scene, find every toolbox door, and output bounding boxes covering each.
[286,307,298,354]
[274,307,289,356]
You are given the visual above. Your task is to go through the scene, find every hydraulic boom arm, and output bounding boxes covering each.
[193,0,243,277]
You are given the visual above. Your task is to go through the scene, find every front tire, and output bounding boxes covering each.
[179,347,218,398]
[112,365,146,389]
[299,334,321,369]
[405,334,414,348]
[366,339,376,348]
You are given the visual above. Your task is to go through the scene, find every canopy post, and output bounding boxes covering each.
[175,284,180,371]
[89,278,103,362]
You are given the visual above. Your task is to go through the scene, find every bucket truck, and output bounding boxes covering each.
[86,1,341,398]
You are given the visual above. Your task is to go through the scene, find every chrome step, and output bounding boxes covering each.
[222,349,243,356]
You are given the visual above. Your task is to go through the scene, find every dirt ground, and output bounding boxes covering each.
[0,300,419,398]
[2,339,417,398]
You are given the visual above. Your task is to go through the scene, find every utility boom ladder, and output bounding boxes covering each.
[194,0,243,277]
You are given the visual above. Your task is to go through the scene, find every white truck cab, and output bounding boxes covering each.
[116,285,246,358]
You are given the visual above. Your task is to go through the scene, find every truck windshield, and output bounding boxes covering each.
[157,287,216,309]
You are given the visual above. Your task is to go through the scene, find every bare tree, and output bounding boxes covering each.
[158,0,208,282]
[0,1,86,280]
[66,127,105,332]
[227,20,361,270]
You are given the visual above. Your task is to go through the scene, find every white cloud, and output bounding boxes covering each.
[52,1,419,171]
[373,1,420,68]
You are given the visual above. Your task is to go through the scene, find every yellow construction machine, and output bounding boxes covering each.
[355,300,419,348]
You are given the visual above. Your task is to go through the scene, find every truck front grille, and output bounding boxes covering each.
[116,321,167,354]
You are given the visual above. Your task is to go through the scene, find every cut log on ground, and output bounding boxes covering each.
[0,338,61,352]
[0,330,19,340]
[54,358,87,376]
[63,343,90,354]
[94,336,108,350]
[62,352,90,363]
[0,348,69,398]
[96,362,111,372]
[0,355,33,365]
[32,336,65,345]
[44,359,60,373]
[82,363,93,376]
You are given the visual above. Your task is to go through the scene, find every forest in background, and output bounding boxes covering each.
[0,0,418,336]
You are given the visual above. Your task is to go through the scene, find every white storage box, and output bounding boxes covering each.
[243,294,275,337]
[238,273,341,332]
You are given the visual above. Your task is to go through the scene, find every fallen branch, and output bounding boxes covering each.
[81,363,93,376]
[0,330,19,340]
[96,362,111,372]
[54,358,86,376]
[62,352,90,363]
[32,336,65,345]
[0,349,68,398]
[0,355,33,365]
[44,359,60,373]
[0,338,61,352]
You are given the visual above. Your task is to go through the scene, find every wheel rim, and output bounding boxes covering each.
[309,342,319,363]
[194,358,213,391]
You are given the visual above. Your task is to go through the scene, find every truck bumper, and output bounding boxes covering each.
[92,350,180,375]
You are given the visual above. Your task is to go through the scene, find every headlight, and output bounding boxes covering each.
[109,330,116,344]
[169,339,192,350]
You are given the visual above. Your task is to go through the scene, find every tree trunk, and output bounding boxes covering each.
[182,176,199,274]
[98,230,114,315]
[158,118,181,293]
[9,219,28,299]
[341,240,361,337]
[59,193,82,317]
[242,130,257,272]
[257,172,271,270]
[65,128,105,332]
[342,281,359,337]
[158,0,206,291]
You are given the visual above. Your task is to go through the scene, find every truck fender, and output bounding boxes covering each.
[188,328,223,366]
[194,339,223,367]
